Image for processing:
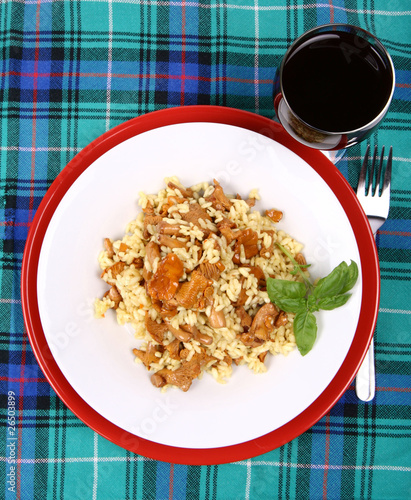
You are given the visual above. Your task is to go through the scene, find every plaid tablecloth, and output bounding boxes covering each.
[1,1,410,499]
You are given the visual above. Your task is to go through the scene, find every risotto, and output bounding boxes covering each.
[94,177,306,392]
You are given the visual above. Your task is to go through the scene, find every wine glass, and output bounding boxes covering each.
[273,24,395,162]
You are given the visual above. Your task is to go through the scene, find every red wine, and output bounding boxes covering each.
[281,31,393,132]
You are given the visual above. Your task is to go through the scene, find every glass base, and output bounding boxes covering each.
[321,149,346,164]
[272,114,346,164]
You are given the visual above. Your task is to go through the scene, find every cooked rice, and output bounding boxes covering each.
[94,177,305,391]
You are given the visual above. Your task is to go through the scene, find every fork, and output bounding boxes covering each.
[355,144,393,402]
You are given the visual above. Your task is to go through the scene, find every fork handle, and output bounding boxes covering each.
[355,226,378,402]
[355,334,376,401]
[368,216,386,235]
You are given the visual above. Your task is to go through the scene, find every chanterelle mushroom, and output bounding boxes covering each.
[249,303,279,341]
[147,253,184,301]
[151,348,214,392]
[205,179,233,211]
[175,270,211,308]
[232,228,259,263]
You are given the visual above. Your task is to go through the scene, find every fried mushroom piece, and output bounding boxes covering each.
[150,349,214,392]
[144,312,169,344]
[197,260,225,281]
[133,343,163,368]
[145,241,161,266]
[236,332,264,348]
[142,199,155,215]
[158,297,179,320]
[295,253,307,266]
[101,261,126,280]
[156,220,186,236]
[164,338,183,360]
[248,265,266,290]
[259,230,275,259]
[249,303,279,341]
[232,228,259,264]
[232,276,248,307]
[103,238,114,258]
[235,305,252,331]
[217,218,240,244]
[147,253,184,302]
[167,181,193,199]
[143,215,164,238]
[181,203,214,236]
[258,351,269,363]
[274,310,288,328]
[106,285,122,309]
[181,324,213,346]
[157,234,188,249]
[164,322,193,343]
[175,270,211,308]
[208,305,226,328]
[205,179,233,211]
[142,241,161,281]
[132,256,144,268]
[265,208,283,223]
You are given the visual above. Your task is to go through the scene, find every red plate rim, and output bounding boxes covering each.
[21,105,380,465]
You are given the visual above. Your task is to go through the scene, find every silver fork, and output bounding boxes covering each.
[355,144,393,402]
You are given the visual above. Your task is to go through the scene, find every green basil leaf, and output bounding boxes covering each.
[314,260,359,300]
[274,297,307,313]
[267,278,306,300]
[339,260,359,294]
[317,293,351,310]
[293,310,317,356]
[267,278,307,312]
[313,261,348,299]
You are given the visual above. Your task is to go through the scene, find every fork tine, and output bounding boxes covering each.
[357,144,370,194]
[368,145,378,195]
[375,145,385,193]
[382,146,393,194]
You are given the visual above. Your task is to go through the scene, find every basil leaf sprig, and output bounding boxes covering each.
[267,243,359,356]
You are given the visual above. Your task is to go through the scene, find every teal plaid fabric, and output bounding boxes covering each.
[1,1,410,499]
